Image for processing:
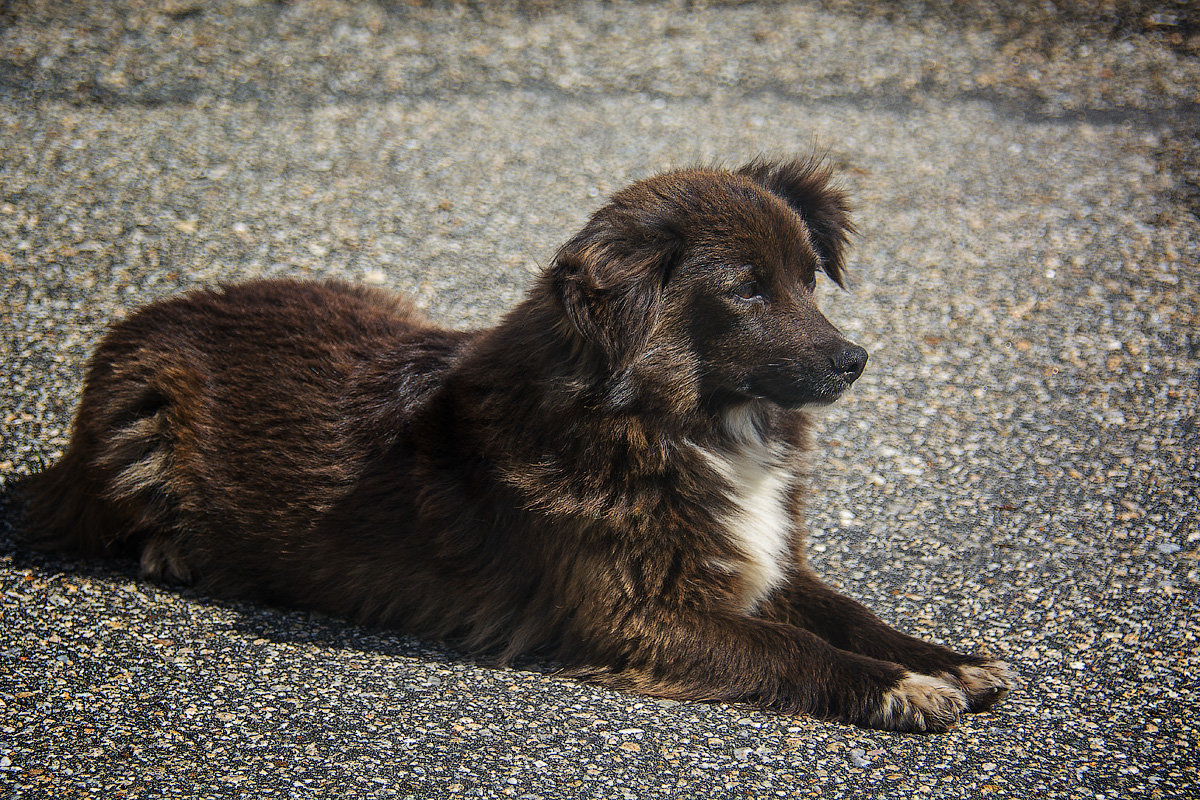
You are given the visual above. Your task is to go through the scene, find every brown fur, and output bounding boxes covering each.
[22,158,1014,731]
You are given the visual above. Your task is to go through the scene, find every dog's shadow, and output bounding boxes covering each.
[0,477,558,678]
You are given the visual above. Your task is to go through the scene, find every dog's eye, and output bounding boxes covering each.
[731,281,764,302]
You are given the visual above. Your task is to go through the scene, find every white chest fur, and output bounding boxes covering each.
[700,412,796,612]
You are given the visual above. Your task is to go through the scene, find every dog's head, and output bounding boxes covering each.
[548,157,867,413]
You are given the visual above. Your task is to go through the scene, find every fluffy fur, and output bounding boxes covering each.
[22,157,1014,731]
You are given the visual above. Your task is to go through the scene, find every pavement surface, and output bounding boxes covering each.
[1,1,1198,798]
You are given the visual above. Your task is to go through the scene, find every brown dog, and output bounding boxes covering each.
[23,158,1014,731]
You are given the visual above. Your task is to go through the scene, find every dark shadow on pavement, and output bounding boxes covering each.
[0,475,559,677]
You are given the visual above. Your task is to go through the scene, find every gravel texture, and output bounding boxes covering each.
[2,1,1198,798]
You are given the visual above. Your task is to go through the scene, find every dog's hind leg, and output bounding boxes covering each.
[21,350,198,582]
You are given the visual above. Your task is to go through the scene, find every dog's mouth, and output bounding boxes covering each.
[744,369,858,410]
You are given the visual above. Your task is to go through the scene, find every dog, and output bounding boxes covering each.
[22,157,1014,732]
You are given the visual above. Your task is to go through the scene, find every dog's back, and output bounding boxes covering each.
[23,280,454,587]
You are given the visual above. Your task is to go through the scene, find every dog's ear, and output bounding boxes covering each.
[549,203,683,369]
[737,157,855,287]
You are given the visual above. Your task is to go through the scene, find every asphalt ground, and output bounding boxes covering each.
[1,1,1198,798]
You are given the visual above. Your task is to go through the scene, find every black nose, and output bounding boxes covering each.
[832,344,868,383]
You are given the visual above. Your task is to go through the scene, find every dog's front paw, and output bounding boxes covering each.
[867,672,967,733]
[946,659,1017,712]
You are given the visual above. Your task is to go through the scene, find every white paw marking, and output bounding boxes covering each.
[871,672,967,733]
[951,660,1018,709]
